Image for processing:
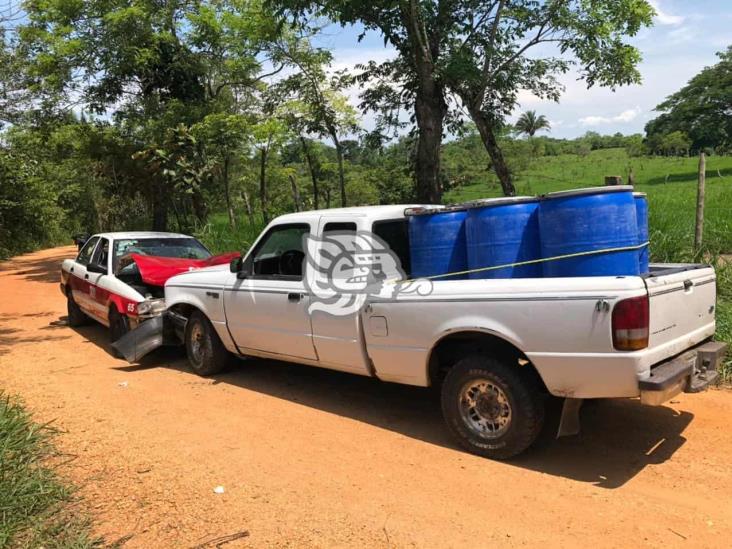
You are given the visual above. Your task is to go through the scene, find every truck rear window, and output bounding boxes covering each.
[373,219,411,277]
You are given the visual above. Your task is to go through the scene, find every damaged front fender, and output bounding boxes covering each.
[112,315,165,362]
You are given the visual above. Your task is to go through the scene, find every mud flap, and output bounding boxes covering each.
[557,397,583,437]
[112,315,164,362]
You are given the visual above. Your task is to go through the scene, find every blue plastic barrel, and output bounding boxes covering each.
[408,206,468,280]
[633,192,649,274]
[465,197,542,279]
[539,186,639,277]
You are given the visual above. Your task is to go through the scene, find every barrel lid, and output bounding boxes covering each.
[632,191,647,198]
[404,204,466,216]
[463,196,538,209]
[542,185,634,200]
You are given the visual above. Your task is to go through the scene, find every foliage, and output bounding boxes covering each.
[646,46,732,153]
[515,111,551,138]
[0,393,100,547]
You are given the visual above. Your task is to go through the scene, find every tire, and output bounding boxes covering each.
[66,290,88,327]
[184,311,230,376]
[441,354,545,460]
[109,305,130,343]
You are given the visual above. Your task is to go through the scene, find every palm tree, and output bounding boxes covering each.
[515,111,551,138]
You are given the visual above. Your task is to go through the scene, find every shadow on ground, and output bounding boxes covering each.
[0,246,76,285]
[67,318,693,490]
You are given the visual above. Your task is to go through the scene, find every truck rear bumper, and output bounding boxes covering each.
[639,340,727,406]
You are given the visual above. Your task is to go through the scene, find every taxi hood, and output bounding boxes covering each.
[130,252,240,287]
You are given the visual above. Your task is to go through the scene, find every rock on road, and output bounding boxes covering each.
[1,246,732,547]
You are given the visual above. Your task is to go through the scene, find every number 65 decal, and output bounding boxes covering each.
[127,303,135,313]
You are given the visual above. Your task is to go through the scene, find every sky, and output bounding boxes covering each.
[312,0,732,139]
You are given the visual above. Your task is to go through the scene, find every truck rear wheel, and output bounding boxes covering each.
[66,290,88,327]
[441,354,545,460]
[184,311,230,376]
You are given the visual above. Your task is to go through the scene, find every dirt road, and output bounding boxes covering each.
[2,246,732,547]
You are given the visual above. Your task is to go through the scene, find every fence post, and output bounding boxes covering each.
[694,152,706,249]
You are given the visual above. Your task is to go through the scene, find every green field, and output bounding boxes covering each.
[448,148,732,262]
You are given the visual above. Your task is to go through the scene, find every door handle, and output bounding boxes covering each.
[287,292,303,302]
[84,274,89,280]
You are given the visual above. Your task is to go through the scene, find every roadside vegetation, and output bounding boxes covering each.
[0,393,99,548]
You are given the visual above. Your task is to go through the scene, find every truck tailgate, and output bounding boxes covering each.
[645,265,716,350]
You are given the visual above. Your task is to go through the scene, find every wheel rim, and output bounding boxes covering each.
[189,321,206,363]
[458,379,512,439]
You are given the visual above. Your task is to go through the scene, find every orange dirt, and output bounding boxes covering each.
[2,246,732,548]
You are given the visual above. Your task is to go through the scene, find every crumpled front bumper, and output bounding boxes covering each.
[111,311,187,362]
[638,340,727,406]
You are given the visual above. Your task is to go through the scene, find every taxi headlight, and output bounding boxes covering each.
[137,298,166,316]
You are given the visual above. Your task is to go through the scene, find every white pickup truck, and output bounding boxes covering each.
[114,205,726,459]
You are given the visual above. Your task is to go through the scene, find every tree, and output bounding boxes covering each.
[20,0,299,229]
[660,131,691,157]
[276,0,452,203]
[280,0,652,200]
[646,46,732,152]
[274,64,359,208]
[442,0,653,196]
[251,114,289,224]
[192,113,250,228]
[515,111,551,138]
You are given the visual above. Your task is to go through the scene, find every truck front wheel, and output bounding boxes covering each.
[441,354,545,460]
[184,311,230,376]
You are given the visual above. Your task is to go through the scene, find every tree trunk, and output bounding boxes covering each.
[241,190,254,227]
[289,174,302,212]
[151,178,168,231]
[259,147,269,224]
[330,130,347,207]
[223,155,236,228]
[413,83,446,203]
[300,136,319,210]
[469,107,516,196]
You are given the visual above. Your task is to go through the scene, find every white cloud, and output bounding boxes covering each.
[579,107,642,126]
[648,0,685,26]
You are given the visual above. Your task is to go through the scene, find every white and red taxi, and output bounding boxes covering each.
[60,232,238,343]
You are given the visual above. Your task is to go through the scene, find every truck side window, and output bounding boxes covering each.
[373,219,411,276]
[249,224,310,280]
[323,222,357,233]
[76,236,99,267]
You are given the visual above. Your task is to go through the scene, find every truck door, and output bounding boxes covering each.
[224,223,318,361]
[308,219,372,375]
[69,236,100,314]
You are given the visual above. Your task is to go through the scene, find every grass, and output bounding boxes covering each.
[0,393,100,548]
[194,212,265,256]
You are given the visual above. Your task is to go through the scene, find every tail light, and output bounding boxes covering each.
[612,295,649,351]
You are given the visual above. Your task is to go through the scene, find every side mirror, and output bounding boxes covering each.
[87,262,107,275]
[229,257,243,273]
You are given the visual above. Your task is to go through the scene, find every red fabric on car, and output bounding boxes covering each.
[130,252,240,287]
